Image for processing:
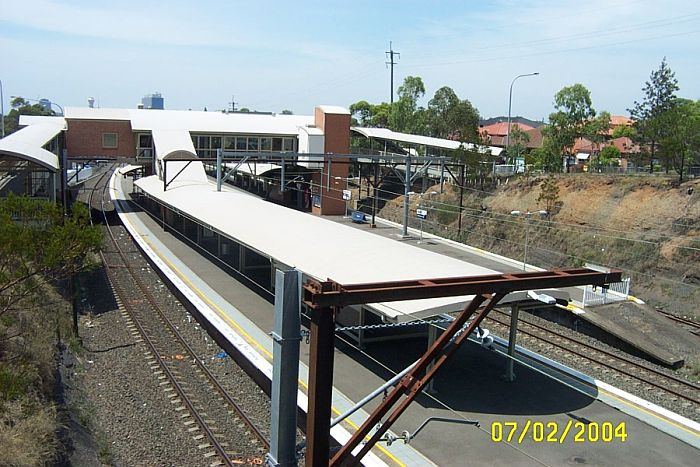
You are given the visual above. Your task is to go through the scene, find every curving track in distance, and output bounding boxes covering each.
[89,167,270,466]
[485,308,700,408]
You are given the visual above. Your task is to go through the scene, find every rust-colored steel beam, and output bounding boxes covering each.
[330,293,504,466]
[303,268,621,309]
[306,281,338,467]
[302,268,622,465]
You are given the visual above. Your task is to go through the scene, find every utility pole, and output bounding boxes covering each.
[385,41,400,104]
[229,95,237,112]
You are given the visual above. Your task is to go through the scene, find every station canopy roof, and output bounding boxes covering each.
[0,117,65,171]
[352,127,503,156]
[133,175,551,322]
[64,107,317,136]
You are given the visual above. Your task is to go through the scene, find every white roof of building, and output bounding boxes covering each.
[134,175,499,321]
[64,107,315,135]
[0,120,65,171]
[316,105,350,115]
[64,107,131,121]
[152,129,207,184]
[352,126,502,156]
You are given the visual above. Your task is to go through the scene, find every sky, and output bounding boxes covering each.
[1,0,698,122]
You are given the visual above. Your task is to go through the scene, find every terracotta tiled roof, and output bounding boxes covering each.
[610,115,633,126]
[483,127,543,149]
[479,121,535,137]
[609,136,640,154]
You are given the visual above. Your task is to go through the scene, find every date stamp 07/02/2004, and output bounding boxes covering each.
[491,421,628,444]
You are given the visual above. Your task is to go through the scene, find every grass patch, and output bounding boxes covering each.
[0,401,58,466]
[0,367,35,402]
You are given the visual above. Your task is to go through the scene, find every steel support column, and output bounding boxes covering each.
[401,153,412,238]
[371,162,379,228]
[216,148,222,191]
[268,269,301,467]
[330,293,504,466]
[305,301,336,467]
[425,324,439,394]
[504,304,519,382]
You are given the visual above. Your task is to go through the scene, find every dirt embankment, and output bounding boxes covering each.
[380,174,700,317]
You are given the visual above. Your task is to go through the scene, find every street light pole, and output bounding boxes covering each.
[10,96,64,115]
[506,72,539,168]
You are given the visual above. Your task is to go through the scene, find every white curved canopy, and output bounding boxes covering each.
[0,122,65,171]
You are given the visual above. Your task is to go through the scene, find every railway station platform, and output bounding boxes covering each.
[111,174,699,466]
[329,215,692,369]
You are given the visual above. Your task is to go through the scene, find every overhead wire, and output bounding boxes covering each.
[288,169,700,285]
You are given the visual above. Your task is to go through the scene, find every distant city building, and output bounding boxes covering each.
[38,98,52,112]
[141,92,164,110]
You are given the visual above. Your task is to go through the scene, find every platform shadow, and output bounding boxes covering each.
[336,336,597,417]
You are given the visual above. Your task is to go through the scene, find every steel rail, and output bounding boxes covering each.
[656,309,700,332]
[486,310,700,406]
[91,168,235,465]
[99,169,269,450]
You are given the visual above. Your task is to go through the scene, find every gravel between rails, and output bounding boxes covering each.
[483,310,700,423]
[76,216,274,466]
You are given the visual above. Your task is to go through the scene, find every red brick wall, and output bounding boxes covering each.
[313,108,351,216]
[66,119,135,158]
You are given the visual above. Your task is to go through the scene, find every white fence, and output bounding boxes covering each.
[582,277,631,308]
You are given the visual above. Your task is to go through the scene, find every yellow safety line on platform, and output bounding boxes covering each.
[599,386,700,439]
[139,233,405,467]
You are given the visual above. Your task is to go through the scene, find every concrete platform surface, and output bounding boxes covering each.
[114,177,699,466]
[327,214,692,369]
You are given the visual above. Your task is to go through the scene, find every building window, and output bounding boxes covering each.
[247,137,259,151]
[102,133,118,148]
[283,138,295,152]
[260,137,272,151]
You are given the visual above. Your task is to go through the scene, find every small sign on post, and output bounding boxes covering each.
[416,209,428,219]
[342,190,352,201]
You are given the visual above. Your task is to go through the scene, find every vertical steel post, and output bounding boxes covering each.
[305,303,336,467]
[216,148,222,192]
[371,162,378,228]
[457,163,465,236]
[425,324,438,393]
[401,153,412,238]
[60,149,68,215]
[439,157,445,193]
[504,304,519,382]
[268,269,301,467]
[281,156,286,193]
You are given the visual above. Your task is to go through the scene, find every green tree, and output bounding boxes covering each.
[349,100,391,128]
[531,139,562,172]
[657,98,700,182]
[595,146,621,168]
[425,86,480,142]
[542,84,597,172]
[586,111,612,150]
[388,76,426,134]
[0,196,101,318]
[3,97,56,136]
[508,124,531,164]
[537,175,562,215]
[280,109,293,115]
[628,58,679,173]
[611,124,636,139]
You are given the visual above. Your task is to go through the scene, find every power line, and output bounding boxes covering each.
[385,41,400,105]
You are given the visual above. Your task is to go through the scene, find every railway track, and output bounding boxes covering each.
[484,308,700,408]
[656,309,700,336]
[91,168,269,466]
